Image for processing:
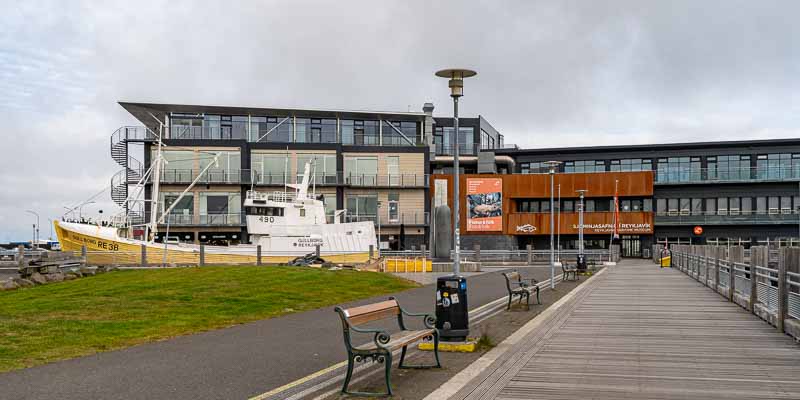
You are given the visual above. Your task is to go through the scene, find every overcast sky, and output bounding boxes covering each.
[1,0,798,241]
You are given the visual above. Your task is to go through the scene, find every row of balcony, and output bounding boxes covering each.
[145,170,430,187]
[158,211,430,227]
[655,210,800,225]
[654,166,800,184]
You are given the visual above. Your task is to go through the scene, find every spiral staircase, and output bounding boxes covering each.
[110,126,155,226]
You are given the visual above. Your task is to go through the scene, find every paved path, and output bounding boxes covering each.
[445,260,800,399]
[0,266,551,400]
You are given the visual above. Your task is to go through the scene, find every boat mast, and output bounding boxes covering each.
[148,122,164,242]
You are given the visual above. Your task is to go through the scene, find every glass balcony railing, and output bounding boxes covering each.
[151,170,430,187]
[655,166,800,184]
[156,169,242,184]
[655,210,800,225]
[343,211,429,226]
[434,143,479,156]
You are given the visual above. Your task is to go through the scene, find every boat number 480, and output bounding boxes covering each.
[257,216,276,223]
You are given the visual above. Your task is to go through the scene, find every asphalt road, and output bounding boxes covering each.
[0,266,552,400]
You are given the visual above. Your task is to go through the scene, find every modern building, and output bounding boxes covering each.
[109,101,800,258]
[487,139,800,255]
[113,102,438,249]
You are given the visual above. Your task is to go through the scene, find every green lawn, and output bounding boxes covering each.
[0,266,417,372]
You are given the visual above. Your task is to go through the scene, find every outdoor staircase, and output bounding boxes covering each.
[110,126,155,226]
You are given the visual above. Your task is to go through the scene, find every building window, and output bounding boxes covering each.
[296,153,337,184]
[251,153,289,185]
[434,126,475,155]
[564,160,605,173]
[346,194,378,221]
[342,120,379,145]
[388,193,400,222]
[520,162,556,174]
[344,156,378,185]
[250,116,293,143]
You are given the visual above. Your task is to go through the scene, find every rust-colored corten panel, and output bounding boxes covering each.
[429,171,654,236]
[507,212,654,235]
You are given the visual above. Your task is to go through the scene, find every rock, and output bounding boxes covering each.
[64,272,80,280]
[30,272,47,285]
[79,267,95,276]
[1,279,19,291]
[45,272,65,283]
[14,278,34,288]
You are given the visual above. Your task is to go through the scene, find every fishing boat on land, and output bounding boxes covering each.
[55,128,376,265]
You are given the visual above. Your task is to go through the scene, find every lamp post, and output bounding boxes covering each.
[25,210,39,249]
[557,184,561,260]
[435,68,477,275]
[435,68,476,343]
[545,161,562,289]
[576,190,588,269]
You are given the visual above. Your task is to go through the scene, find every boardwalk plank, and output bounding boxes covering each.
[454,261,800,400]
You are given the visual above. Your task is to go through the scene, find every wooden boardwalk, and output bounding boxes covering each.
[450,261,800,399]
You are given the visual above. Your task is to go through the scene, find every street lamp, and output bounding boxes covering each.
[576,190,588,270]
[435,68,477,275]
[25,210,39,249]
[545,161,562,289]
[436,68,476,343]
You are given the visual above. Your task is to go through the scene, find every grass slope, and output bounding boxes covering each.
[0,266,416,372]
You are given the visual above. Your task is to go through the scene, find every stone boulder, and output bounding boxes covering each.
[30,272,47,285]
[1,279,19,291]
[14,278,34,288]
[64,273,79,281]
[79,267,95,276]
[45,272,65,283]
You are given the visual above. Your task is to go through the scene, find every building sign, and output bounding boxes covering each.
[515,224,536,233]
[466,178,503,231]
[571,223,652,234]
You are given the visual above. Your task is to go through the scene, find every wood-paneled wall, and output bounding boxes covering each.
[430,171,654,236]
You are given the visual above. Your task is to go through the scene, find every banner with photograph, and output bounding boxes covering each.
[466,178,503,231]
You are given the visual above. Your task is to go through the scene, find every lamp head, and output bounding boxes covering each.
[435,69,477,98]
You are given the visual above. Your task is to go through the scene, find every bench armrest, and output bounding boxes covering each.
[349,325,392,350]
[390,297,436,329]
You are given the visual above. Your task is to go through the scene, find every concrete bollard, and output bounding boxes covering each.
[257,245,262,266]
[141,244,147,268]
[81,245,88,266]
[474,244,481,262]
[17,245,25,271]
[199,245,205,267]
[315,245,321,259]
[526,244,532,265]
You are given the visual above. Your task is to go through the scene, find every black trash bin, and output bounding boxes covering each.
[576,254,587,272]
[436,275,469,341]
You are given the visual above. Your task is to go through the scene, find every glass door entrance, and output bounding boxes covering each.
[621,235,641,257]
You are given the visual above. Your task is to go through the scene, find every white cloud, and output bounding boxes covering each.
[1,0,799,239]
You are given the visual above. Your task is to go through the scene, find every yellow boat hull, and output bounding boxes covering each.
[54,221,370,265]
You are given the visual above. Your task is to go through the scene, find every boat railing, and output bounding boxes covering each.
[246,190,296,203]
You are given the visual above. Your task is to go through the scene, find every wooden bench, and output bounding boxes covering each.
[562,264,578,281]
[502,270,540,310]
[334,297,440,396]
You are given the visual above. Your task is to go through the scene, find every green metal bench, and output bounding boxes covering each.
[562,264,579,281]
[334,297,440,397]
[502,270,540,310]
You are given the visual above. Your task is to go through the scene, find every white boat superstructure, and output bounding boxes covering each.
[244,162,376,257]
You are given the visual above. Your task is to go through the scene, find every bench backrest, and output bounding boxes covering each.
[338,299,400,326]
[502,271,521,292]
